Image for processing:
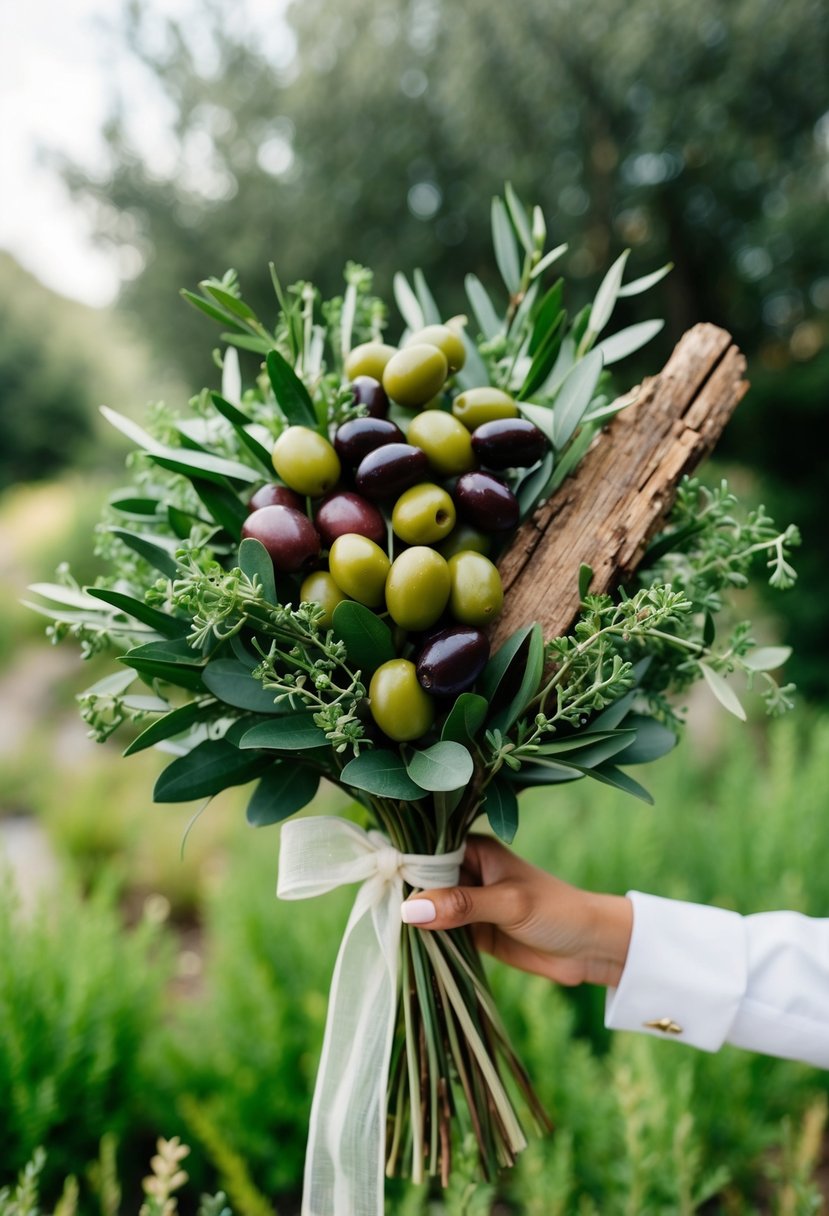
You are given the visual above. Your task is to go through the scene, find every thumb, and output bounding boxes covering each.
[401,882,524,932]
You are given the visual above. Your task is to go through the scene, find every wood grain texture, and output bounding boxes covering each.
[491,323,749,647]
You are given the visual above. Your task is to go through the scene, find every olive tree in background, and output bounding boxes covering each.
[57,0,829,693]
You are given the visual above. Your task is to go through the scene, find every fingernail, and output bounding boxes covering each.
[401,899,436,925]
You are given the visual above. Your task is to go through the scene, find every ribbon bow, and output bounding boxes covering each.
[278,816,465,1216]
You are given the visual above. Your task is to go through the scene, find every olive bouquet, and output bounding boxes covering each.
[31,188,799,1209]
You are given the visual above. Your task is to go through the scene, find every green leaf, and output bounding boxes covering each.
[441,693,489,747]
[340,750,427,801]
[578,563,593,600]
[413,269,442,326]
[516,449,555,520]
[743,646,792,672]
[180,288,247,331]
[124,700,217,756]
[490,623,544,733]
[455,332,490,391]
[246,762,320,826]
[483,778,519,844]
[614,716,677,765]
[585,250,630,341]
[109,494,164,516]
[465,274,502,341]
[238,714,328,751]
[202,659,288,713]
[491,196,521,295]
[552,350,604,449]
[552,730,637,769]
[700,663,747,721]
[167,505,195,539]
[101,407,260,484]
[221,331,273,354]
[504,182,533,253]
[202,283,259,322]
[593,320,664,366]
[121,638,206,692]
[266,349,317,428]
[393,272,424,332]
[533,729,632,756]
[331,600,395,672]
[576,762,654,805]
[190,478,248,538]
[209,393,274,471]
[617,262,673,298]
[505,760,582,787]
[528,280,564,356]
[519,310,566,398]
[154,738,270,803]
[480,624,536,705]
[86,588,190,638]
[239,537,277,603]
[108,529,181,579]
[517,400,555,443]
[406,742,474,793]
[529,242,568,280]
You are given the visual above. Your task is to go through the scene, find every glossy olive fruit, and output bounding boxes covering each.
[391,483,456,545]
[328,533,391,607]
[241,506,320,573]
[247,483,303,513]
[405,410,476,477]
[314,491,386,548]
[369,659,435,742]
[300,570,347,627]
[448,551,504,625]
[437,524,492,560]
[385,547,451,631]
[454,472,520,532]
[345,342,397,381]
[404,325,466,374]
[334,417,404,469]
[382,344,448,408]
[272,426,341,497]
[355,443,429,499]
[471,418,548,470]
[348,375,390,419]
[452,387,519,431]
[416,626,490,696]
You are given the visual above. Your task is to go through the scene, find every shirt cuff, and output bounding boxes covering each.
[605,891,748,1052]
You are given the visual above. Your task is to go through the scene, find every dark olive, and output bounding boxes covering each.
[416,626,490,697]
[314,491,387,548]
[334,417,404,469]
[241,505,320,573]
[349,375,390,419]
[471,419,548,470]
[247,483,303,513]
[355,443,430,500]
[453,472,520,532]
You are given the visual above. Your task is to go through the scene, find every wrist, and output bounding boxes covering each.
[583,892,633,988]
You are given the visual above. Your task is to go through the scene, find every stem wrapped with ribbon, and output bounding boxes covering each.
[278,817,467,1216]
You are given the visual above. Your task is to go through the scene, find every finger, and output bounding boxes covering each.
[472,924,584,986]
[401,880,528,932]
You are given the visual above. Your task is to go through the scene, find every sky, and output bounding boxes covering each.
[0,0,290,308]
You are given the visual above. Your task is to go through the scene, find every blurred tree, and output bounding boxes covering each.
[56,0,829,692]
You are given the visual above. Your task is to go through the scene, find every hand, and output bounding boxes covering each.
[401,834,633,989]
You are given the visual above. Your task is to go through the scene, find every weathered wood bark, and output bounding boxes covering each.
[491,323,749,647]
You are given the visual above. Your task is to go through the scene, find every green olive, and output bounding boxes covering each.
[272,426,341,497]
[405,324,466,373]
[345,342,398,381]
[369,659,435,742]
[328,533,391,607]
[405,410,476,477]
[300,570,347,627]
[391,483,456,545]
[382,344,448,408]
[448,551,504,625]
[385,547,451,631]
[437,525,492,560]
[452,387,519,431]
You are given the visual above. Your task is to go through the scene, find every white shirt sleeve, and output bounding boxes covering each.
[604,891,829,1069]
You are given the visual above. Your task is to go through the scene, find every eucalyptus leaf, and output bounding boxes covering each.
[464,274,502,341]
[154,738,270,803]
[406,742,474,793]
[124,700,217,756]
[700,662,747,721]
[266,349,318,428]
[332,600,395,673]
[239,537,277,604]
[246,762,320,827]
[86,588,190,638]
[441,693,489,747]
[743,646,792,672]
[491,196,521,295]
[593,320,664,366]
[483,778,519,844]
[202,659,287,713]
[393,272,424,332]
[239,714,328,750]
[552,350,604,449]
[340,750,427,801]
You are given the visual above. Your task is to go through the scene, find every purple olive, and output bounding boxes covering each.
[416,626,490,697]
[314,491,387,548]
[471,419,548,470]
[349,375,390,419]
[241,505,320,573]
[355,443,429,500]
[334,417,404,469]
[247,483,304,513]
[453,472,520,532]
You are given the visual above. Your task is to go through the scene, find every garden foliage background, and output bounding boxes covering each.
[1,0,829,1211]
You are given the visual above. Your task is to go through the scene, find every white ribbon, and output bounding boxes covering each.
[277,816,465,1216]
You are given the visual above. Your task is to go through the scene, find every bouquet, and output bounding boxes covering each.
[30,188,799,1214]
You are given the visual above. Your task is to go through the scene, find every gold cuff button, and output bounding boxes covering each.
[643,1017,683,1035]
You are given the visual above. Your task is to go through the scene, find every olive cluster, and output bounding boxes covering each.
[241,325,547,741]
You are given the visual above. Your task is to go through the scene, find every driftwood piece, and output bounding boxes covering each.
[491,323,749,647]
